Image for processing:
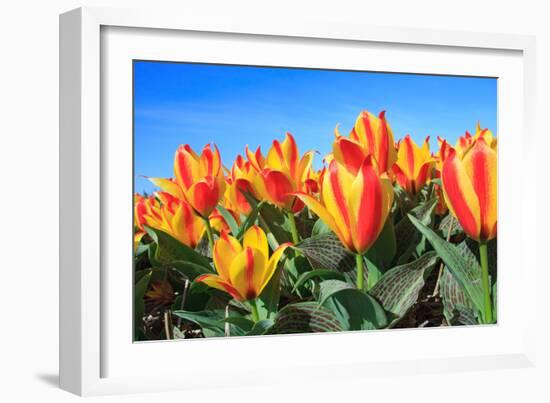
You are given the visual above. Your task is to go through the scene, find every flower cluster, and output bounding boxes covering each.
[135,109,498,334]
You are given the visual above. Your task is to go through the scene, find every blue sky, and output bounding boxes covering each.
[134,61,497,194]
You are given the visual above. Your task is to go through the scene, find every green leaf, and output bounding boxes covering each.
[256,266,284,320]
[235,201,262,239]
[144,226,211,269]
[394,198,437,264]
[369,252,438,325]
[408,215,486,322]
[440,266,478,325]
[365,217,396,271]
[448,304,478,326]
[296,232,365,285]
[267,302,342,334]
[134,270,152,339]
[319,280,388,330]
[258,202,293,245]
[172,309,247,337]
[311,218,331,236]
[438,213,463,237]
[170,260,213,281]
[247,319,274,335]
[222,316,255,332]
[292,269,345,293]
[215,204,239,235]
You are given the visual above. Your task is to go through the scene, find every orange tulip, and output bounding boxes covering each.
[333,110,397,174]
[455,123,497,158]
[196,226,291,301]
[134,194,161,248]
[392,135,435,194]
[294,156,393,255]
[150,144,226,218]
[226,154,260,215]
[142,191,205,248]
[441,136,497,242]
[253,133,315,213]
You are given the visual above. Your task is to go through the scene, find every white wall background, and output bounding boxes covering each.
[0,0,548,401]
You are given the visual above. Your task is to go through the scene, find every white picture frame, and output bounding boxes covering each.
[59,6,537,396]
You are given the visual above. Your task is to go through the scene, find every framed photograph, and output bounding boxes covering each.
[60,6,537,396]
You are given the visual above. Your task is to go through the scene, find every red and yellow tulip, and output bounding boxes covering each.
[441,136,497,242]
[392,135,435,194]
[141,192,205,249]
[150,144,226,218]
[196,226,291,301]
[253,133,316,213]
[333,110,397,174]
[294,156,393,255]
[134,194,159,248]
[226,154,260,215]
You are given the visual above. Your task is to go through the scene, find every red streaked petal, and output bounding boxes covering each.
[441,149,481,240]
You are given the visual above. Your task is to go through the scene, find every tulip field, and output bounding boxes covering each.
[134,110,497,341]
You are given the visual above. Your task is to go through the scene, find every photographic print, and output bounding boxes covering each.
[133,61,497,341]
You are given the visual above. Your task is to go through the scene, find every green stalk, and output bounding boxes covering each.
[202,216,215,252]
[479,241,493,324]
[249,298,260,323]
[356,253,364,291]
[287,211,300,244]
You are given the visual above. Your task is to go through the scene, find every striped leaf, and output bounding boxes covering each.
[268,302,342,334]
[394,198,438,264]
[296,232,365,285]
[369,252,438,325]
[408,215,486,322]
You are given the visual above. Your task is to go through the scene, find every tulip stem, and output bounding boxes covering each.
[356,254,364,291]
[203,217,215,252]
[479,241,493,324]
[287,211,300,244]
[249,298,260,323]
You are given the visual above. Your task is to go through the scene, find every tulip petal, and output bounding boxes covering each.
[148,177,185,200]
[392,163,412,194]
[349,156,389,254]
[174,145,199,190]
[228,247,268,300]
[441,149,481,240]
[414,160,435,193]
[293,192,349,247]
[261,242,291,293]
[321,161,354,247]
[462,138,497,241]
[243,225,269,261]
[213,230,242,281]
[332,137,366,176]
[263,169,295,207]
[188,176,226,217]
[196,274,243,301]
[281,133,299,179]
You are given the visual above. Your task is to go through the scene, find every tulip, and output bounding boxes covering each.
[333,110,397,174]
[150,144,226,219]
[441,135,497,323]
[226,154,260,215]
[134,194,161,249]
[252,133,316,243]
[455,123,497,158]
[252,133,315,214]
[141,191,205,249]
[196,226,291,319]
[441,137,497,242]
[392,135,435,194]
[294,156,393,290]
